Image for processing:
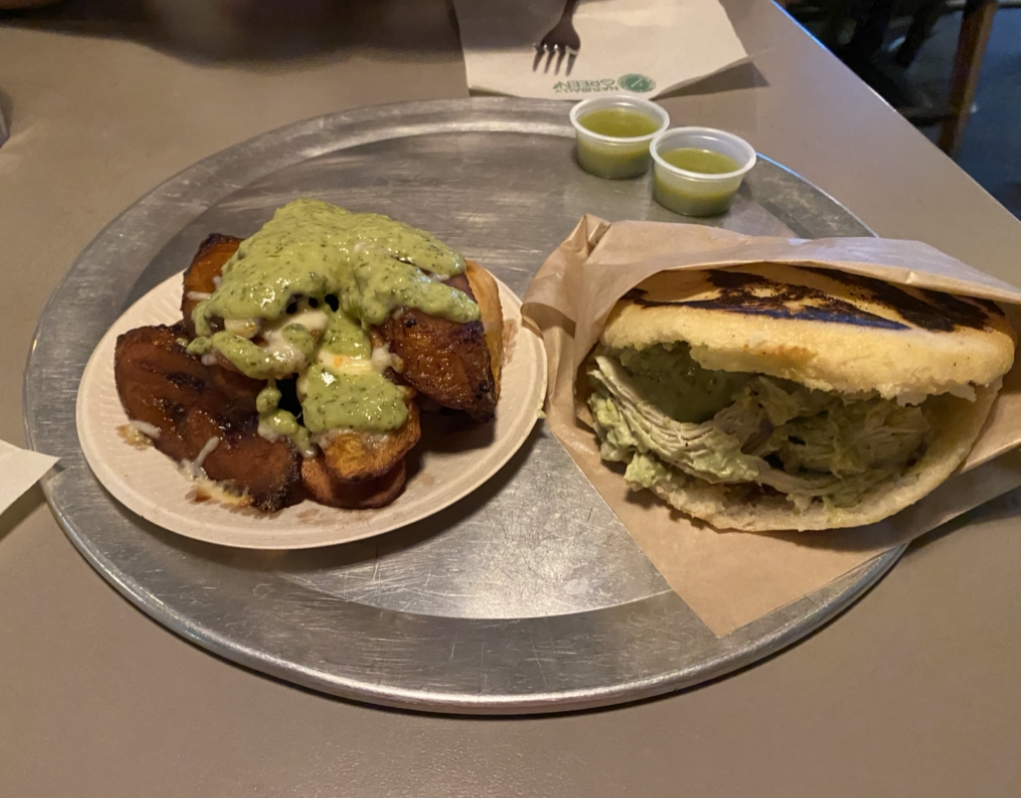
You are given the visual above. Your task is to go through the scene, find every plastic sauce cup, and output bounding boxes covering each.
[650,127,756,216]
[569,96,670,179]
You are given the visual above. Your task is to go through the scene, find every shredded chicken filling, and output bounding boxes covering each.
[588,344,933,510]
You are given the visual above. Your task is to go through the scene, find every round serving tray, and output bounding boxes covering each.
[24,98,896,714]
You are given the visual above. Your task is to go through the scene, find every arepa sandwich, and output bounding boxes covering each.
[585,263,1015,531]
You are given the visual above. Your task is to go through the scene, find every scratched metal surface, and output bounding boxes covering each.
[24,98,899,714]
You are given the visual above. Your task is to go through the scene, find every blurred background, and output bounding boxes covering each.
[784,0,1020,219]
[1,0,1018,219]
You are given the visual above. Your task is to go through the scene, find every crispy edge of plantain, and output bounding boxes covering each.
[465,259,503,400]
[316,399,421,483]
[300,458,407,509]
[181,234,242,338]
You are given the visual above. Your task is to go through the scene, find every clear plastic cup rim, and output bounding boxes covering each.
[569,95,670,144]
[651,127,757,181]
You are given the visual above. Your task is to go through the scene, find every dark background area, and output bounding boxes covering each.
[787,1,1021,219]
[2,0,1019,219]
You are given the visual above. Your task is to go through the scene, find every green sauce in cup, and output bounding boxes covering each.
[570,96,669,180]
[660,147,740,174]
[653,177,740,217]
[651,128,756,217]
[579,109,662,138]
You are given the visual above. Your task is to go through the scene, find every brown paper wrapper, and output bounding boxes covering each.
[522,217,1021,636]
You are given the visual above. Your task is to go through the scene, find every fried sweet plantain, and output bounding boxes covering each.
[301,457,407,509]
[147,231,500,512]
[466,259,503,397]
[300,399,420,507]
[317,400,421,483]
[181,233,242,337]
[376,261,502,422]
[114,324,302,511]
[179,234,503,422]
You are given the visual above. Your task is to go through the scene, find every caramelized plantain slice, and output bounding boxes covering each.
[181,233,242,338]
[466,260,503,398]
[114,324,302,511]
[376,262,501,422]
[180,234,503,422]
[301,457,407,509]
[317,400,421,483]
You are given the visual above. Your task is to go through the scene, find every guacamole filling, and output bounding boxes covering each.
[186,199,473,440]
[587,343,932,510]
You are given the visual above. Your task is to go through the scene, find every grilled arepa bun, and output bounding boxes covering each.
[588,263,1015,531]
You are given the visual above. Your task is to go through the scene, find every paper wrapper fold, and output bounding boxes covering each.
[522,217,1021,636]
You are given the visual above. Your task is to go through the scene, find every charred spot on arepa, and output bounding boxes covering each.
[626,265,1005,334]
[623,268,910,330]
[918,288,1002,327]
[968,296,1006,317]
[805,267,997,332]
[603,263,1015,405]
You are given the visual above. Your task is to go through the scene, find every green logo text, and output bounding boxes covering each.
[552,73,656,95]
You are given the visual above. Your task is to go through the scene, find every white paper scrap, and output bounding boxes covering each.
[0,439,58,516]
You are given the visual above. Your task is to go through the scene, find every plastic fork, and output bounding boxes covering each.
[533,0,581,75]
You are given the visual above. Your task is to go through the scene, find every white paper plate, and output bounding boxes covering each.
[76,271,546,549]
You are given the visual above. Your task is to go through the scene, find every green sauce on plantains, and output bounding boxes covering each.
[301,363,408,434]
[299,307,408,434]
[255,382,313,453]
[189,199,470,436]
[320,304,371,358]
[192,198,478,337]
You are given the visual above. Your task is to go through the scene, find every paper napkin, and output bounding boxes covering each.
[453,0,749,100]
[0,439,57,518]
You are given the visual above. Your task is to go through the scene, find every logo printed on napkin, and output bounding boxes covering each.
[453,0,749,100]
[552,73,656,96]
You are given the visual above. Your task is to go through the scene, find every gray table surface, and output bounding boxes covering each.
[2,1,1020,795]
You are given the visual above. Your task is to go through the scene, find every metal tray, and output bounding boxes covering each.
[24,98,899,715]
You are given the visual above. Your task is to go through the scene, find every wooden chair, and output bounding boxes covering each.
[937,0,998,156]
